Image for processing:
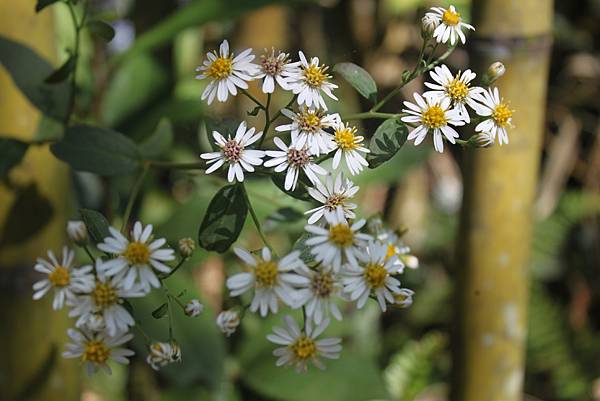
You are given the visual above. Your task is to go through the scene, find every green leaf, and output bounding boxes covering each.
[44,54,76,84]
[151,302,168,319]
[100,53,168,127]
[80,209,111,244]
[247,105,261,116]
[35,0,60,12]
[0,183,53,247]
[292,232,316,265]
[138,118,173,159]
[367,118,408,168]
[198,184,248,253]
[0,36,69,120]
[86,20,116,42]
[333,62,378,102]
[51,125,141,176]
[271,174,312,202]
[0,138,29,176]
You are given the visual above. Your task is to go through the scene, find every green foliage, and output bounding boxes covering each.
[138,119,174,159]
[366,118,408,168]
[0,36,69,120]
[152,302,169,319]
[271,174,312,201]
[44,54,76,84]
[383,332,447,401]
[0,138,28,176]
[35,0,60,13]
[198,184,248,253]
[86,20,115,42]
[79,208,110,244]
[334,62,378,103]
[51,125,141,176]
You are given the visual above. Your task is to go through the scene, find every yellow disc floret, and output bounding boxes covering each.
[92,282,118,309]
[329,224,354,248]
[207,57,233,80]
[442,9,460,26]
[291,335,317,360]
[312,271,334,298]
[335,126,359,151]
[385,244,397,261]
[299,110,322,133]
[304,64,330,88]
[364,263,388,289]
[123,242,150,265]
[83,340,110,364]
[492,103,513,127]
[421,105,447,129]
[255,260,278,287]
[49,266,70,287]
[446,78,469,102]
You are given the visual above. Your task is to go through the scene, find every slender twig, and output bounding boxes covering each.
[269,95,296,125]
[240,89,264,110]
[259,93,272,147]
[121,163,149,233]
[241,183,276,255]
[64,0,89,124]
[160,257,189,279]
[82,245,95,262]
[343,111,402,121]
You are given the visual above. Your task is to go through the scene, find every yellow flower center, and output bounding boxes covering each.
[421,105,447,129]
[446,78,469,102]
[492,103,513,127]
[312,271,334,298]
[442,9,460,26]
[364,263,388,289]
[385,244,397,261]
[208,57,233,80]
[83,340,110,364]
[49,266,70,287]
[123,242,150,265]
[334,127,359,151]
[395,292,410,303]
[328,224,354,248]
[291,335,317,360]
[299,110,322,133]
[255,260,278,287]
[92,282,118,309]
[303,64,329,88]
[325,194,347,211]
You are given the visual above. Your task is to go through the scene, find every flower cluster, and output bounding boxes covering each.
[197,41,371,189]
[32,220,199,374]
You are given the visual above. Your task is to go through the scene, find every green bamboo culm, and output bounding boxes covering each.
[0,1,79,400]
[451,1,554,401]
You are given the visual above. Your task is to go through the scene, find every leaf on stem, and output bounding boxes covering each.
[0,138,29,177]
[44,54,76,84]
[198,184,248,253]
[138,118,173,158]
[51,125,141,176]
[366,118,408,168]
[333,62,378,103]
[247,105,261,116]
[35,0,60,12]
[80,209,111,245]
[86,20,116,42]
[151,302,169,319]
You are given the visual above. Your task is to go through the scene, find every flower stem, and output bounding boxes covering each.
[121,163,149,233]
[82,245,95,262]
[240,88,264,110]
[241,183,276,256]
[269,95,296,125]
[342,111,401,121]
[258,93,272,147]
[64,0,89,125]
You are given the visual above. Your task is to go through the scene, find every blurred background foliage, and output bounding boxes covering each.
[1,0,600,400]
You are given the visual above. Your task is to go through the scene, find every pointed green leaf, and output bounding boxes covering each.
[44,54,76,84]
[86,20,116,42]
[0,138,29,176]
[138,118,173,158]
[35,0,60,12]
[79,209,111,244]
[198,184,248,253]
[367,118,408,168]
[51,125,141,176]
[151,302,169,319]
[333,62,378,103]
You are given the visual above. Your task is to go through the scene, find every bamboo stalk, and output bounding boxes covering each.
[0,1,78,400]
[451,1,553,401]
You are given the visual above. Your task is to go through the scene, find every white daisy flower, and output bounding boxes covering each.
[200,121,265,182]
[69,260,146,336]
[264,137,328,191]
[426,5,474,45]
[32,247,95,310]
[63,328,134,375]
[294,266,345,324]
[377,229,419,273]
[305,173,359,224]
[146,341,182,371]
[275,107,340,156]
[97,222,175,292]
[256,49,300,94]
[401,92,466,153]
[331,121,370,175]
[423,64,484,123]
[289,51,338,110]
[67,220,87,245]
[267,315,342,372]
[393,288,415,308]
[184,299,204,317]
[304,211,372,272]
[472,87,514,145]
[195,39,259,104]
[216,309,240,337]
[226,247,309,317]
[341,241,402,312]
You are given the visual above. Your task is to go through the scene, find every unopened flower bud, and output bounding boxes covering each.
[67,220,87,245]
[421,14,439,37]
[393,289,415,309]
[399,254,420,269]
[469,132,495,148]
[178,237,195,257]
[146,341,182,371]
[482,62,505,86]
[184,299,204,317]
[216,310,240,337]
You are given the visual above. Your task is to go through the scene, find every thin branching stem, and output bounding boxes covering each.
[121,163,149,233]
[241,183,276,256]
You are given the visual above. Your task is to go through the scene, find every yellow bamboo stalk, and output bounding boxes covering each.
[0,1,78,400]
[451,1,553,401]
